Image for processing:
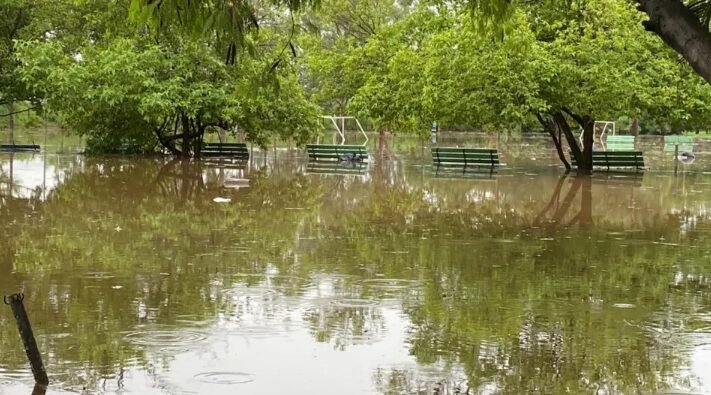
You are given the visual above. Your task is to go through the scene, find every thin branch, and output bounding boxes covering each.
[0,107,39,118]
[561,107,585,126]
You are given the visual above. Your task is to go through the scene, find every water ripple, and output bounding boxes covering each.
[124,328,208,349]
[193,371,255,385]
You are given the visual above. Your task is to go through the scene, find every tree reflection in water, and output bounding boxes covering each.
[0,154,709,394]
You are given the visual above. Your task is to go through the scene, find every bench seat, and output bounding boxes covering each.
[606,135,635,151]
[664,136,694,152]
[571,151,645,171]
[432,147,499,167]
[202,143,249,159]
[306,144,369,162]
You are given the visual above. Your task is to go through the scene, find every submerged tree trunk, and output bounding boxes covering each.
[539,110,594,174]
[181,114,191,159]
[552,111,586,170]
[638,0,711,85]
[7,102,15,143]
[536,113,571,171]
[560,109,594,174]
[581,118,594,175]
[630,118,640,136]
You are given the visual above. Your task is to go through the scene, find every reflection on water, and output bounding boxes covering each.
[1,140,711,394]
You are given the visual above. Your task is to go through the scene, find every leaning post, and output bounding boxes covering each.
[674,144,679,175]
[4,293,49,387]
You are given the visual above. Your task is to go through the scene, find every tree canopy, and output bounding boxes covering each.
[5,0,711,162]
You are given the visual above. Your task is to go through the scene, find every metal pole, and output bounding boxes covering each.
[4,293,49,386]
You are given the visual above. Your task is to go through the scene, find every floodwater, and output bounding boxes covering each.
[1,135,711,394]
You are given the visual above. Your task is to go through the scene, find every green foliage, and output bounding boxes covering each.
[300,0,711,134]
[17,35,320,154]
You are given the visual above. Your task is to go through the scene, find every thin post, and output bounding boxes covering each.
[674,144,679,175]
[4,293,49,386]
[8,102,15,144]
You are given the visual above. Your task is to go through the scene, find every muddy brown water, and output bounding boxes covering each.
[1,135,711,394]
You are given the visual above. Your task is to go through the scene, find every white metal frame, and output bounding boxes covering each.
[319,116,368,146]
[578,121,616,146]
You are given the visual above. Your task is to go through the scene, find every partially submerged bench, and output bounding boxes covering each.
[605,135,635,151]
[572,151,645,171]
[431,147,500,168]
[0,144,40,152]
[664,136,694,153]
[306,161,367,176]
[433,167,496,180]
[202,143,249,159]
[306,144,369,162]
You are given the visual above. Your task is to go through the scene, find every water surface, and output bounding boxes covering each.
[1,139,711,394]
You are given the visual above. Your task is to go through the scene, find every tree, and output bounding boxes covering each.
[17,33,320,155]
[466,0,711,89]
[321,1,711,171]
[0,0,41,132]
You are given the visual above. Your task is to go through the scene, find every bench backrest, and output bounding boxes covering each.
[306,144,369,161]
[432,147,499,166]
[664,136,694,152]
[606,135,635,151]
[202,143,249,158]
[204,143,248,148]
[571,151,645,169]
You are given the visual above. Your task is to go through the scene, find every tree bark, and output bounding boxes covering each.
[581,118,594,175]
[637,0,711,85]
[536,112,571,170]
[181,114,192,159]
[560,109,594,174]
[8,102,15,144]
[630,118,639,136]
[552,111,585,170]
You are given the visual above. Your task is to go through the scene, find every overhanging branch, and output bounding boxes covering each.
[0,107,39,118]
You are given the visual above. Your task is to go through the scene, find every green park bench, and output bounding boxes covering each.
[605,135,635,151]
[571,151,645,171]
[202,143,249,159]
[306,144,369,162]
[431,147,500,168]
[664,136,694,152]
[0,144,40,152]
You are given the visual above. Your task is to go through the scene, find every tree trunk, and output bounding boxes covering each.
[552,111,585,170]
[181,114,191,159]
[581,117,594,175]
[7,102,15,143]
[630,118,639,136]
[637,0,711,85]
[536,113,571,170]
[558,109,594,174]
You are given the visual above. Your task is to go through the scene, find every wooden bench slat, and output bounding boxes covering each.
[664,136,694,152]
[606,136,635,151]
[571,150,644,170]
[433,148,497,153]
[306,144,369,162]
[201,143,249,158]
[432,147,500,168]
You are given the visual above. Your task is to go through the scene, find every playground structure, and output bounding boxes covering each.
[578,121,616,147]
[317,116,368,146]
